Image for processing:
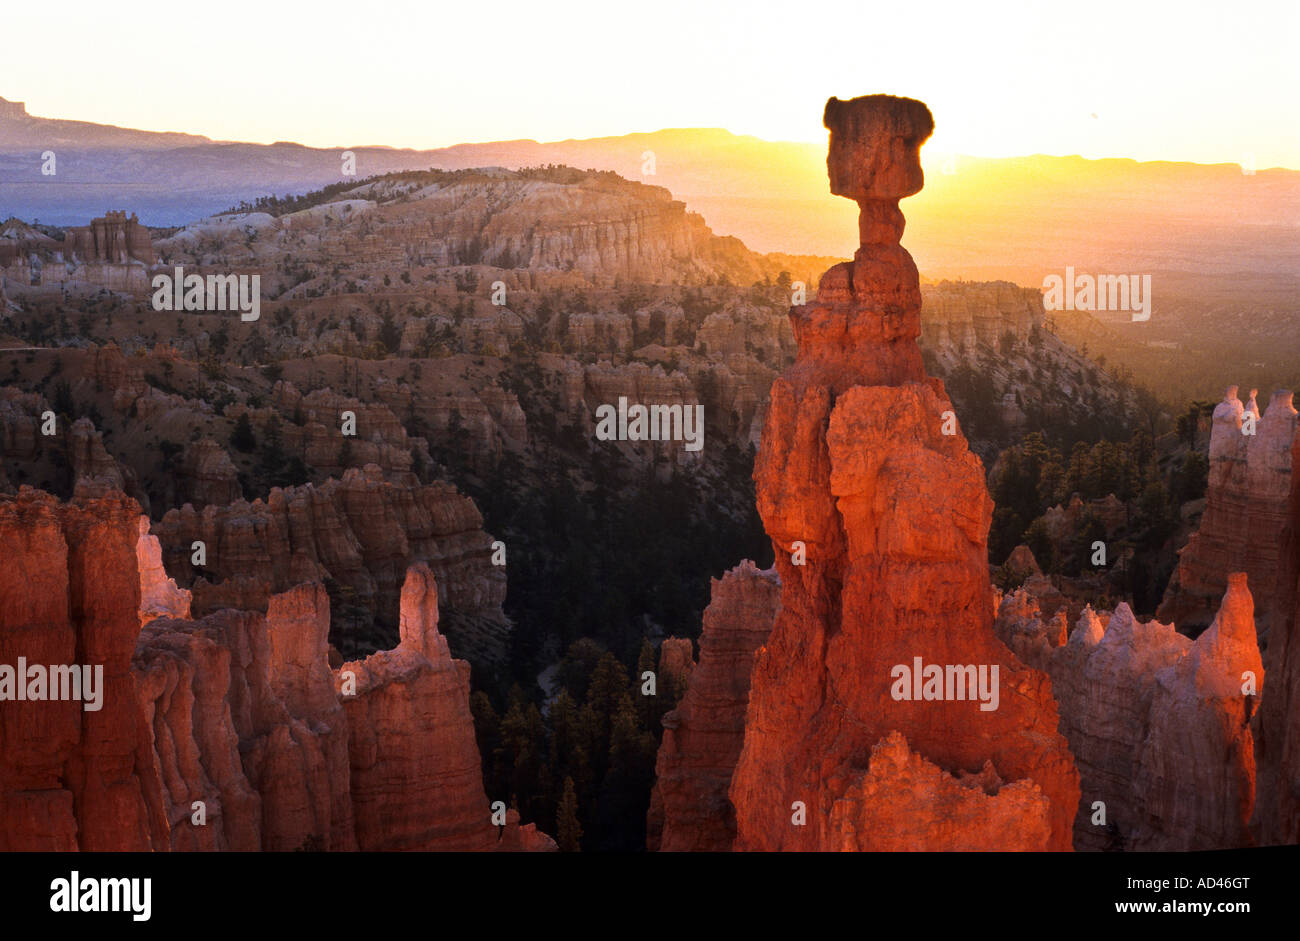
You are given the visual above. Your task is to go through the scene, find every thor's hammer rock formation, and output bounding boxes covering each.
[728,95,1080,851]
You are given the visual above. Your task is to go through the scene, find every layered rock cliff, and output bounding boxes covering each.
[1160,386,1298,638]
[157,169,778,290]
[64,211,153,266]
[919,279,1042,349]
[67,417,129,491]
[1136,574,1261,849]
[177,438,241,508]
[727,95,1079,851]
[4,211,153,292]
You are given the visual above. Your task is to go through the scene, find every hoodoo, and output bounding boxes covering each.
[727,95,1080,851]
[1160,386,1298,639]
[648,561,780,851]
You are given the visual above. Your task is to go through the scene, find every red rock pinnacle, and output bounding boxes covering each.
[729,95,1080,851]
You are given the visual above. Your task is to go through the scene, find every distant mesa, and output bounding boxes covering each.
[0,97,27,120]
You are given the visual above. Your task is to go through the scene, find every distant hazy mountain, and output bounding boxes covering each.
[1,95,1297,298]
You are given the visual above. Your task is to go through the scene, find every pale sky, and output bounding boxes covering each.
[7,0,1299,168]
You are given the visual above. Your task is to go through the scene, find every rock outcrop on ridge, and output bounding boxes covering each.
[727,95,1080,851]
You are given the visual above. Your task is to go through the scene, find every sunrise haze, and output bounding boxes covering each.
[5,0,1298,169]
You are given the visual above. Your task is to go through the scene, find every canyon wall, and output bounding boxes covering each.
[340,564,501,850]
[727,95,1079,852]
[919,279,1043,349]
[157,171,779,290]
[134,583,356,851]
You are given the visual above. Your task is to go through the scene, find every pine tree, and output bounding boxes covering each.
[231,413,256,453]
[498,696,548,822]
[609,693,655,781]
[548,689,579,777]
[556,777,582,852]
[379,312,401,354]
[587,653,628,734]
[258,413,287,485]
[469,692,503,799]
[573,703,602,790]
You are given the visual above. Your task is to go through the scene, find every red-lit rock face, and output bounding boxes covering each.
[134,584,356,852]
[0,488,551,852]
[827,732,1055,852]
[728,95,1080,852]
[649,561,780,852]
[0,489,153,851]
[136,516,192,626]
[340,563,502,851]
